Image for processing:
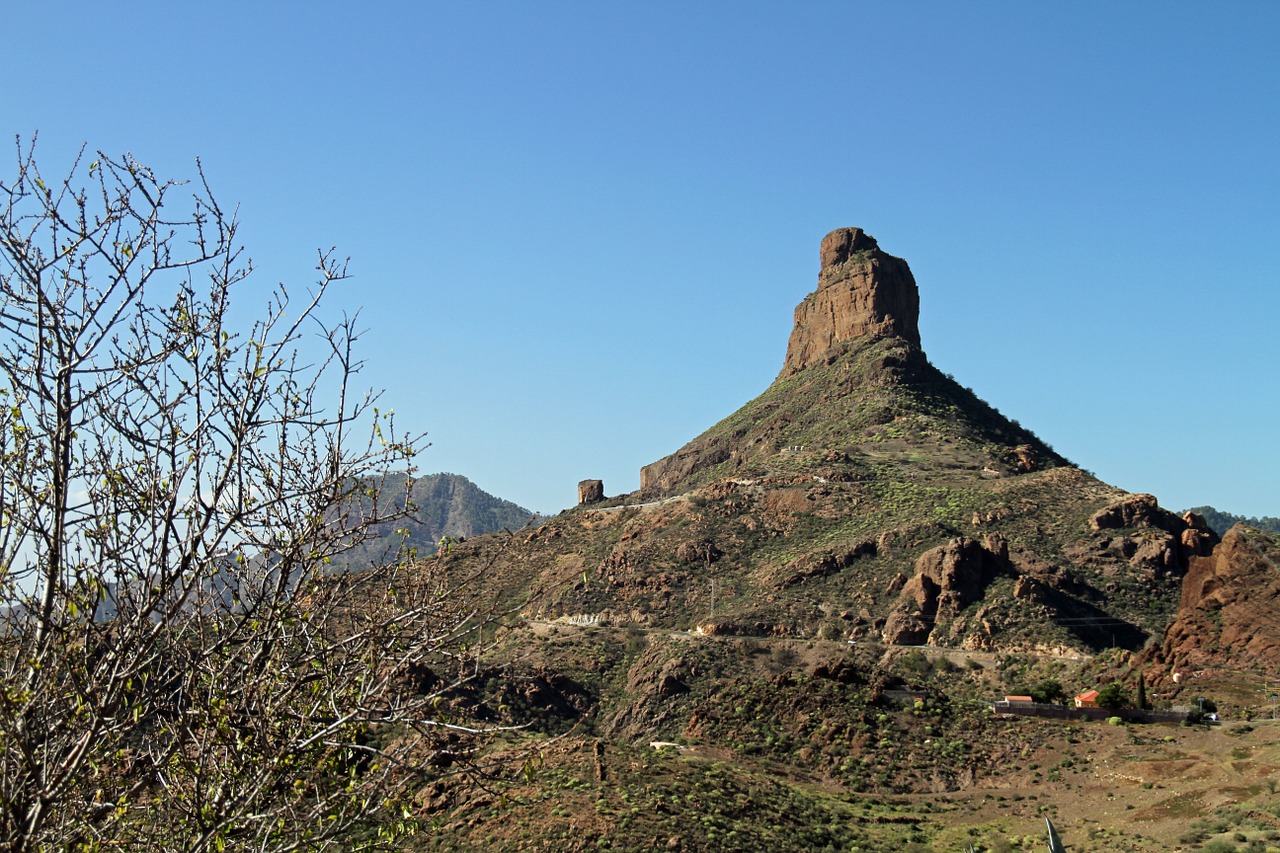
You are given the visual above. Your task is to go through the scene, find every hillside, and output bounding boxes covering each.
[443,229,1211,655]
[384,229,1276,851]
[414,638,1280,852]
[1140,524,1280,706]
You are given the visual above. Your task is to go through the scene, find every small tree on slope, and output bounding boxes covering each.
[1096,682,1131,710]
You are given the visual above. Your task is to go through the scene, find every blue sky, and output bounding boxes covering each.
[5,3,1277,516]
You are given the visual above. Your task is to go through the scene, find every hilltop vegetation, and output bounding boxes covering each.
[1186,506,1280,537]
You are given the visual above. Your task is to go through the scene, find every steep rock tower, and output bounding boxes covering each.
[780,227,920,377]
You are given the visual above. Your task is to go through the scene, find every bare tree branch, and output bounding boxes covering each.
[0,137,499,852]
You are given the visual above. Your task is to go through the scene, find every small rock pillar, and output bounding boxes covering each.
[578,479,604,505]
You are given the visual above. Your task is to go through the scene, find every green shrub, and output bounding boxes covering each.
[1199,841,1238,853]
[1097,682,1131,710]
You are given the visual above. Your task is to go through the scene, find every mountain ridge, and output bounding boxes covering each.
[447,228,1210,657]
[330,471,540,569]
[396,228,1279,851]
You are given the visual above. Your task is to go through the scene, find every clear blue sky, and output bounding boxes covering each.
[5,3,1277,517]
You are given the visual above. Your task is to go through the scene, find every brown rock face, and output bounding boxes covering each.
[1145,526,1280,680]
[881,537,1007,645]
[1180,512,1216,557]
[578,480,604,505]
[1089,493,1183,533]
[1012,445,1040,474]
[781,228,920,377]
[1089,494,1219,569]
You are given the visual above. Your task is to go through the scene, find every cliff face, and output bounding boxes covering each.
[780,227,920,377]
[1145,525,1280,681]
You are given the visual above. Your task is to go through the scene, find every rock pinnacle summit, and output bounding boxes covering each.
[781,228,921,377]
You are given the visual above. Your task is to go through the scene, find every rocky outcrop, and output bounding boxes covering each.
[773,541,876,589]
[1012,445,1041,474]
[578,479,605,505]
[780,227,920,377]
[1180,511,1217,558]
[1088,495,1219,578]
[1145,525,1280,681]
[881,536,1009,645]
[675,539,723,566]
[637,228,1068,498]
[1089,493,1184,534]
[640,447,731,495]
[640,229,924,495]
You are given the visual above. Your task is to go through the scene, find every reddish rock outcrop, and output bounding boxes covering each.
[1089,493,1184,534]
[1180,511,1216,557]
[1088,494,1219,573]
[1145,525,1280,681]
[882,537,1008,645]
[1012,574,1049,604]
[578,479,605,505]
[1012,445,1040,474]
[780,228,921,377]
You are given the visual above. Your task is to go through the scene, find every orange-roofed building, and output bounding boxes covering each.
[1074,689,1099,708]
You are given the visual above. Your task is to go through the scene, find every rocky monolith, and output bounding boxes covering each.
[578,479,605,505]
[780,227,921,377]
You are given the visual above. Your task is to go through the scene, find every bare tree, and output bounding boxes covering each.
[0,138,489,851]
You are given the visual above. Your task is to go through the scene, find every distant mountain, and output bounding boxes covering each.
[1185,505,1280,537]
[329,472,541,569]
